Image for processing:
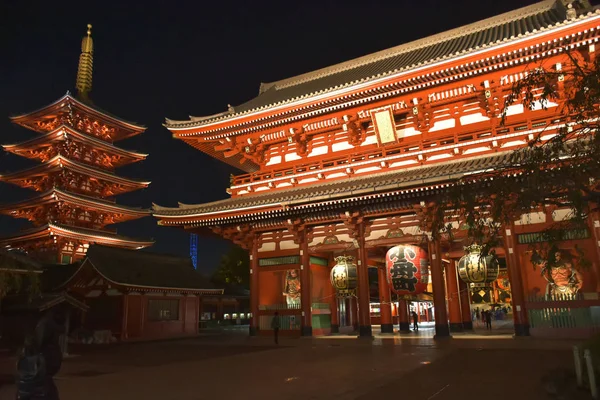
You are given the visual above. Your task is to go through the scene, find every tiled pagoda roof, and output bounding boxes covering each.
[0,223,154,249]
[2,125,148,166]
[154,151,513,220]
[48,245,222,294]
[0,155,151,189]
[0,188,151,217]
[10,93,146,141]
[165,0,596,129]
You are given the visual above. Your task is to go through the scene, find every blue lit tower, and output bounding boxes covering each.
[190,233,198,269]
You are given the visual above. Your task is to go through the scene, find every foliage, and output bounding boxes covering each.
[211,245,250,287]
[428,48,600,262]
[0,252,41,301]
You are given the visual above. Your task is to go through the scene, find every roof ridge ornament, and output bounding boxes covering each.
[75,24,94,103]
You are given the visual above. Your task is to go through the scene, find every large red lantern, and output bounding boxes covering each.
[386,245,429,295]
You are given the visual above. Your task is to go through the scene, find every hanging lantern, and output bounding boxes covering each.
[386,245,429,295]
[458,244,499,284]
[330,255,358,297]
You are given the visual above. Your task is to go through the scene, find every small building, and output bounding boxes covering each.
[44,245,222,341]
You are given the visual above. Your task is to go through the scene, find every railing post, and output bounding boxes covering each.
[585,349,598,399]
[574,345,583,387]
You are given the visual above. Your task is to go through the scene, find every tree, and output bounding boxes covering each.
[211,245,250,287]
[0,251,41,303]
[428,48,600,265]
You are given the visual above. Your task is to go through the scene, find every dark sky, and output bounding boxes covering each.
[0,0,542,274]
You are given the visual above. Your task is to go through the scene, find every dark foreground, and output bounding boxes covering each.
[0,329,588,400]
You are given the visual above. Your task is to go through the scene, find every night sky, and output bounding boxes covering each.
[1,0,541,274]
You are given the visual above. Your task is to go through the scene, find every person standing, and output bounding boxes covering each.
[485,310,492,331]
[411,311,419,331]
[271,312,281,344]
[35,306,66,399]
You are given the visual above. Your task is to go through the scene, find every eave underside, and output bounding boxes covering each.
[0,189,150,219]
[2,125,147,167]
[10,93,146,141]
[0,223,153,250]
[154,151,512,226]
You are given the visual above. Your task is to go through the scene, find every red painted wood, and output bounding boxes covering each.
[377,267,392,327]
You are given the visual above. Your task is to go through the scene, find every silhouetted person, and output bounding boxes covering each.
[16,334,46,400]
[35,306,66,399]
[411,311,419,331]
[485,310,492,330]
[480,309,486,327]
[271,312,280,344]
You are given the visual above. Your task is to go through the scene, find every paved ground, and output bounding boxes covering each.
[0,324,588,400]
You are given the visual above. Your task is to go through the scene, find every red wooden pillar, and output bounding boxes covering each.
[377,267,393,333]
[503,224,530,336]
[428,240,450,338]
[356,223,372,337]
[249,236,259,336]
[398,299,410,332]
[300,232,312,336]
[121,293,129,340]
[330,294,339,333]
[458,278,473,330]
[446,260,463,332]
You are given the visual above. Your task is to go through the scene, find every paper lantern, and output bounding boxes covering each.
[386,245,429,295]
[330,255,358,297]
[458,244,499,284]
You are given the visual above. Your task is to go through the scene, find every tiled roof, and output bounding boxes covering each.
[0,249,44,272]
[0,188,151,215]
[63,245,219,292]
[10,93,146,134]
[154,152,512,217]
[0,223,154,248]
[3,292,89,312]
[166,0,597,128]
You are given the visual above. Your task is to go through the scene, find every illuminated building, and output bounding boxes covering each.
[155,1,600,338]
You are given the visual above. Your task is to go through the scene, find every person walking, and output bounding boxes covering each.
[485,310,492,331]
[271,312,280,344]
[411,311,419,331]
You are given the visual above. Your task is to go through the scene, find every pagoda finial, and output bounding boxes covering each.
[75,24,94,102]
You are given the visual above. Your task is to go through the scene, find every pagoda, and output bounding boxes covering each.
[0,25,153,263]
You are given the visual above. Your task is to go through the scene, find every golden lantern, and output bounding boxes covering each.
[330,255,358,297]
[458,244,499,284]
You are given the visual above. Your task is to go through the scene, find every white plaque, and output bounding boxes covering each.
[371,108,397,144]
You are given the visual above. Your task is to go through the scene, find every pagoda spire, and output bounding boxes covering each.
[75,24,94,102]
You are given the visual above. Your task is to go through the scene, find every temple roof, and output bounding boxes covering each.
[2,292,89,312]
[0,155,151,192]
[165,0,597,129]
[48,245,222,294]
[10,93,146,141]
[154,151,512,219]
[0,188,151,218]
[0,249,44,273]
[2,125,148,167]
[0,223,154,249]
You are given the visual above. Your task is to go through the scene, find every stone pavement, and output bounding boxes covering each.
[0,329,587,400]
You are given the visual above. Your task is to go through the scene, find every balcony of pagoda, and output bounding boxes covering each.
[227,110,565,197]
[0,189,150,227]
[0,155,151,197]
[2,125,147,170]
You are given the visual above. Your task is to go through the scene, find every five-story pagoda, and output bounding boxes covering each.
[0,25,153,263]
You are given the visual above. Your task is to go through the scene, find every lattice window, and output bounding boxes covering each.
[148,299,180,321]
